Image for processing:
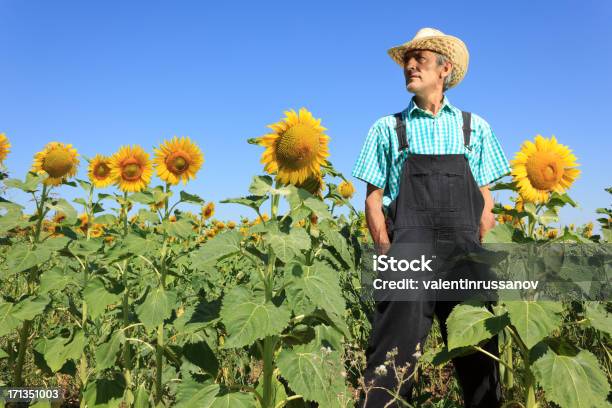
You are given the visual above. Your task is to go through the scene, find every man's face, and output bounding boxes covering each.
[403,49,451,95]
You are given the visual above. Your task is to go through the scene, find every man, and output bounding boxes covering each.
[352,28,511,407]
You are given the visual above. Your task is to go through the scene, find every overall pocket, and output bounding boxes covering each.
[408,170,465,211]
[408,170,432,210]
[437,171,464,210]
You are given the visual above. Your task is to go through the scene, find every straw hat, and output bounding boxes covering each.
[387,28,469,89]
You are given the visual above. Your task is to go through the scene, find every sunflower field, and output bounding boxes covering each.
[0,110,610,408]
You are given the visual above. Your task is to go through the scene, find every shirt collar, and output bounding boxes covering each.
[406,95,454,118]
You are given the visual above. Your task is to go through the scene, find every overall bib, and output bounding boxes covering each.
[357,112,502,408]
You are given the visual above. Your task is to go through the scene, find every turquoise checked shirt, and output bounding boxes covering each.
[352,95,511,210]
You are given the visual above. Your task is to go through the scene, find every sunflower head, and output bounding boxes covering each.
[88,154,114,188]
[294,174,325,197]
[79,212,89,225]
[338,180,355,200]
[110,145,152,193]
[153,137,204,185]
[253,213,270,225]
[227,221,236,230]
[90,224,105,238]
[547,229,558,239]
[0,133,11,164]
[32,142,80,186]
[150,200,166,211]
[201,202,215,220]
[514,196,524,212]
[259,108,330,185]
[511,135,580,203]
[497,205,514,224]
[583,222,594,238]
[52,211,67,224]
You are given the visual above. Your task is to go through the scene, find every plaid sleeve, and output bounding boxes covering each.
[472,116,511,186]
[351,119,390,189]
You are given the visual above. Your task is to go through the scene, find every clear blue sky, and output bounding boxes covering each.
[1,0,611,226]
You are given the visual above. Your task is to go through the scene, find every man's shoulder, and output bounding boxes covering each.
[470,112,493,131]
[456,108,492,132]
[369,112,402,133]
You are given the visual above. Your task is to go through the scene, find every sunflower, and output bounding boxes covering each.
[253,213,270,225]
[52,211,67,224]
[202,202,215,220]
[496,204,515,225]
[338,180,355,199]
[88,154,114,188]
[258,108,330,185]
[513,196,524,212]
[227,221,236,230]
[153,137,204,185]
[0,133,10,164]
[583,222,594,238]
[109,145,152,193]
[78,213,89,234]
[511,135,580,203]
[90,224,105,238]
[294,174,325,197]
[31,142,80,186]
[547,229,558,239]
[150,200,166,211]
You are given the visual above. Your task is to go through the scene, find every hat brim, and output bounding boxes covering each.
[387,35,469,89]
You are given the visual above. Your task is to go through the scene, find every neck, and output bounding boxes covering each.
[413,92,445,115]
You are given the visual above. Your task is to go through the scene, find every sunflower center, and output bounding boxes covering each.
[525,151,565,190]
[94,163,110,178]
[166,151,190,174]
[122,159,143,181]
[42,149,74,178]
[276,124,320,169]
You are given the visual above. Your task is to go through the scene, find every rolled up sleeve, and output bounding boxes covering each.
[473,119,511,186]
[351,121,389,189]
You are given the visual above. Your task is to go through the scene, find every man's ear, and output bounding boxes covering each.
[440,61,453,79]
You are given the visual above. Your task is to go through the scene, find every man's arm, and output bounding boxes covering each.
[365,183,391,254]
[479,186,495,241]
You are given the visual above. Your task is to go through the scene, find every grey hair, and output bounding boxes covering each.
[434,52,453,91]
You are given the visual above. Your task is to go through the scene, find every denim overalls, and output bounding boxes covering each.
[358,111,502,408]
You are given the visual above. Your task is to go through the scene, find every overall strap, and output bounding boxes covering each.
[394,112,408,151]
[461,111,472,149]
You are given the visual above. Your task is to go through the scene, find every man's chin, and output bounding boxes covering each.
[405,83,419,93]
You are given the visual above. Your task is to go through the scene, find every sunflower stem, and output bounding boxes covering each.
[33,184,48,244]
[164,182,170,220]
[261,246,277,408]
[122,191,129,237]
[119,192,133,389]
[155,201,170,404]
[14,182,49,386]
[86,184,94,240]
